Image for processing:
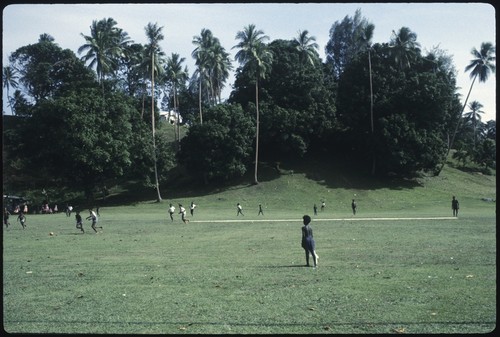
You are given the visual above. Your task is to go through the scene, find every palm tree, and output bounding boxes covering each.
[389,27,421,70]
[437,42,495,175]
[192,29,215,124]
[294,29,319,66]
[144,22,166,202]
[463,100,485,149]
[165,53,189,148]
[38,33,55,43]
[3,65,19,115]
[78,18,131,91]
[209,42,233,104]
[352,21,376,174]
[233,24,273,184]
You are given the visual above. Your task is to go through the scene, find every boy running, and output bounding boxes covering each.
[4,208,11,228]
[179,204,189,224]
[17,211,27,229]
[258,204,264,216]
[75,211,84,233]
[86,209,102,233]
[168,204,175,221]
[237,203,244,216]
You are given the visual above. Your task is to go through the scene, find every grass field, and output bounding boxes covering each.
[3,164,496,334]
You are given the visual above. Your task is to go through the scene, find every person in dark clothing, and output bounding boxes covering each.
[17,212,27,229]
[452,196,459,217]
[190,202,196,216]
[313,204,317,216]
[351,199,357,215]
[75,211,84,233]
[301,215,318,267]
[258,204,264,216]
[4,208,11,228]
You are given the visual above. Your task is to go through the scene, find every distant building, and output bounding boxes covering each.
[160,110,182,125]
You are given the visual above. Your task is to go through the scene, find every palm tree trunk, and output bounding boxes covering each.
[174,85,180,151]
[368,50,376,175]
[198,76,203,124]
[151,52,162,202]
[436,74,477,176]
[254,79,260,185]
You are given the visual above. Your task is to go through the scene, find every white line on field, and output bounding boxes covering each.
[190,217,458,223]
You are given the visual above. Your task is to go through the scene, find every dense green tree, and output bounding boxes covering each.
[336,42,456,175]
[484,120,496,140]
[116,42,145,97]
[262,39,336,158]
[233,24,273,184]
[230,38,336,160]
[325,9,373,79]
[18,88,135,202]
[473,138,496,169]
[178,104,254,183]
[9,34,96,103]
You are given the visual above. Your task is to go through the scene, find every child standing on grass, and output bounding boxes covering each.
[17,211,27,229]
[301,215,318,268]
[452,196,459,217]
[75,211,84,233]
[190,201,196,216]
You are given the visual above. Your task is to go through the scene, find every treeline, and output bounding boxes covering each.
[2,10,496,203]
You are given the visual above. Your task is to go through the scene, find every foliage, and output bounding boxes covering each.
[336,42,457,175]
[231,39,337,160]
[178,104,254,183]
[325,8,374,79]
[19,88,136,202]
[9,35,96,103]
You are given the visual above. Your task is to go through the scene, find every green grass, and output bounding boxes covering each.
[3,164,496,334]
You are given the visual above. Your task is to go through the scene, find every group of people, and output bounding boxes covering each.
[74,208,102,233]
[168,202,196,224]
[314,200,357,216]
[300,195,461,268]
[3,208,26,229]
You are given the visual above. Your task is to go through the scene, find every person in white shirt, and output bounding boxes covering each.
[236,203,244,216]
[178,204,189,224]
[168,204,175,221]
[86,209,102,232]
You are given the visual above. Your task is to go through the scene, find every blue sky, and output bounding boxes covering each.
[2,2,496,120]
